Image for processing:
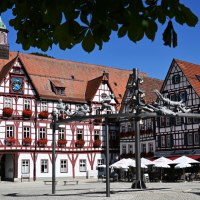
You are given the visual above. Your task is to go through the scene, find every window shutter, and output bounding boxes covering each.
[170,117,175,126]
[157,135,161,148]
[184,133,188,146]
[157,117,160,128]
[172,75,175,84]
[170,134,174,147]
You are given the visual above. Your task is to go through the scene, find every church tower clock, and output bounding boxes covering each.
[0,16,9,60]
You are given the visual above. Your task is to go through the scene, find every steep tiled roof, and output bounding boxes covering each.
[85,76,103,101]
[0,52,162,105]
[142,76,163,103]
[174,59,200,97]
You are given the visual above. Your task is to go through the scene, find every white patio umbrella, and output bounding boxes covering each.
[171,155,200,165]
[126,158,147,168]
[175,163,192,181]
[141,157,154,166]
[152,157,172,181]
[152,156,174,165]
[110,158,129,169]
[110,158,147,169]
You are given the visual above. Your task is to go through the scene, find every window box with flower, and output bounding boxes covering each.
[38,111,49,119]
[22,109,32,118]
[22,137,32,146]
[93,118,102,125]
[93,139,102,148]
[37,138,48,147]
[5,137,16,146]
[2,107,13,117]
[75,139,85,148]
[57,139,67,147]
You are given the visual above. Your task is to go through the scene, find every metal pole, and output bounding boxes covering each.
[131,117,146,189]
[52,120,56,194]
[131,67,146,189]
[105,118,110,197]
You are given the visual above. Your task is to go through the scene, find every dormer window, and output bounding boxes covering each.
[56,88,65,95]
[196,75,200,81]
[172,74,180,84]
[50,80,65,96]
[13,66,21,74]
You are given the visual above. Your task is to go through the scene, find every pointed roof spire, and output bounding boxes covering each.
[0,16,6,30]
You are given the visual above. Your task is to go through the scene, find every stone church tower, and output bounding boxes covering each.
[0,16,9,59]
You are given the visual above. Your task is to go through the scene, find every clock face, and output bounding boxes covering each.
[11,77,23,93]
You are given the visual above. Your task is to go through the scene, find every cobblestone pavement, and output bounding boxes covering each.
[0,179,200,200]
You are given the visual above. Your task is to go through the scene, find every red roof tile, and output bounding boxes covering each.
[174,59,200,96]
[0,52,162,106]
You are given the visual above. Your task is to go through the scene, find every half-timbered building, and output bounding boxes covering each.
[155,59,200,160]
[119,71,163,159]
[0,17,136,181]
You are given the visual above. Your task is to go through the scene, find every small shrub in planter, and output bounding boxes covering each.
[22,137,32,145]
[22,109,32,118]
[58,139,67,146]
[3,107,13,117]
[93,139,102,148]
[75,139,85,148]
[38,111,49,119]
[37,138,48,146]
[5,137,16,145]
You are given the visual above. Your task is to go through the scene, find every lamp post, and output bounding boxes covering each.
[105,117,110,197]
[130,68,146,189]
[51,111,57,194]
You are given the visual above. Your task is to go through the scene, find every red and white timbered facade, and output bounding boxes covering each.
[0,55,124,181]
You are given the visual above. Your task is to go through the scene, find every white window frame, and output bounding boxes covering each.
[146,119,152,130]
[4,97,12,108]
[176,117,181,125]
[6,126,14,138]
[39,127,46,139]
[41,159,48,173]
[60,160,68,173]
[79,159,86,172]
[97,159,104,165]
[161,135,165,147]
[24,99,31,110]
[77,129,83,140]
[166,135,171,147]
[194,132,199,145]
[41,101,47,111]
[148,143,154,152]
[188,133,193,145]
[141,143,146,153]
[23,126,30,138]
[21,159,30,174]
[128,144,133,153]
[94,129,100,140]
[122,144,126,154]
[58,128,65,140]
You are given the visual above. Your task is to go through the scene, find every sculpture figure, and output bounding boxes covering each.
[97,93,115,113]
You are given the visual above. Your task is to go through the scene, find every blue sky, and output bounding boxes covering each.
[1,0,200,80]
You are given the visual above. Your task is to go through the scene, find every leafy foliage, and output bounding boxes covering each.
[0,0,198,52]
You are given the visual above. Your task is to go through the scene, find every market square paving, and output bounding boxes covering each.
[0,179,200,200]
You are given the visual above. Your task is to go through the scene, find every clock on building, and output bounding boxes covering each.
[11,77,23,93]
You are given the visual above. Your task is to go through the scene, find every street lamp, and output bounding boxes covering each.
[128,68,146,189]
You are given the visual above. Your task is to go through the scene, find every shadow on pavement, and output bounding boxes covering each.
[3,188,171,198]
